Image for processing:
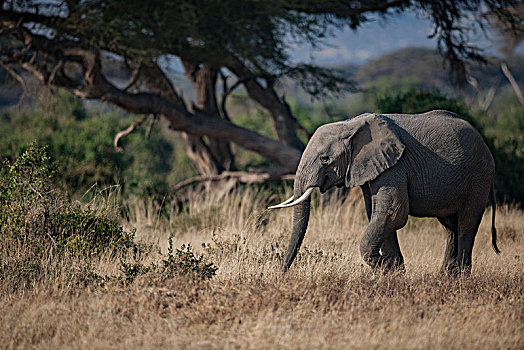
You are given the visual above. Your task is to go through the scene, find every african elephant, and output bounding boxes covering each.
[269,110,499,274]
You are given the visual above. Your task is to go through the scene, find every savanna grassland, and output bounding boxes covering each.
[1,186,523,349]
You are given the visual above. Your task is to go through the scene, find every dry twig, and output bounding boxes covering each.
[501,62,524,107]
[113,115,149,153]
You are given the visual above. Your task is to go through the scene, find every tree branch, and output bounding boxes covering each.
[220,76,246,121]
[281,0,409,24]
[123,61,142,92]
[145,114,157,141]
[501,62,524,107]
[169,170,294,194]
[0,60,27,105]
[113,115,149,153]
[0,21,302,172]
[226,56,305,149]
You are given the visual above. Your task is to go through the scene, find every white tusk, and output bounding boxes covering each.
[266,195,294,209]
[266,195,293,209]
[280,195,295,205]
[268,187,315,209]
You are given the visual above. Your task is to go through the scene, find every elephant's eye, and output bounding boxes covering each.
[320,155,329,164]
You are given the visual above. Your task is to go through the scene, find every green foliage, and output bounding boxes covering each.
[0,144,218,293]
[0,143,134,254]
[0,91,195,199]
[120,260,152,284]
[476,102,524,204]
[372,86,485,133]
[289,97,352,135]
[230,104,275,169]
[162,239,217,280]
[373,86,470,117]
[120,238,217,284]
[0,144,137,293]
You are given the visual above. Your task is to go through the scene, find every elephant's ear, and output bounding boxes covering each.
[345,114,405,187]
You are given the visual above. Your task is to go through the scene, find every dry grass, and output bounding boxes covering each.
[1,187,523,349]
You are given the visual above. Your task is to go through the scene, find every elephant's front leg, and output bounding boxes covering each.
[360,184,408,271]
[381,233,405,271]
[360,222,402,271]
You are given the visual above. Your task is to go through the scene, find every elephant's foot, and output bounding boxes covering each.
[360,228,405,273]
[440,261,471,277]
[377,255,405,273]
[440,264,460,278]
[363,253,405,273]
[382,249,405,271]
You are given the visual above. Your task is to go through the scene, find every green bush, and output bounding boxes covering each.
[162,239,217,280]
[0,143,134,254]
[479,104,524,204]
[0,90,194,199]
[120,238,217,284]
[0,144,217,293]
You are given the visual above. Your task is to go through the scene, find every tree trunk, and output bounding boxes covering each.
[180,133,221,175]
[139,62,223,176]
[183,61,236,173]
[243,79,305,151]
[226,59,306,150]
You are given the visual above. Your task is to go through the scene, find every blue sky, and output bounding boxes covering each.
[164,13,522,75]
[291,13,521,66]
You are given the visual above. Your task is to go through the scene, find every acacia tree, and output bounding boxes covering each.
[0,0,520,184]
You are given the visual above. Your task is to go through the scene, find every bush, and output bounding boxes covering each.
[162,239,217,280]
[479,105,524,204]
[0,143,134,254]
[0,90,194,199]
[120,238,217,284]
[375,87,469,115]
[0,144,217,293]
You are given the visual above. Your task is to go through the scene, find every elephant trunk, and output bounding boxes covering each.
[281,185,311,272]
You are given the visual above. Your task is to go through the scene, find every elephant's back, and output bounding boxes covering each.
[384,110,494,217]
[385,110,491,166]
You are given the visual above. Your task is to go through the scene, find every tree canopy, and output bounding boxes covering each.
[0,0,521,183]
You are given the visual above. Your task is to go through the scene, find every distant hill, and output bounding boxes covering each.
[344,47,524,96]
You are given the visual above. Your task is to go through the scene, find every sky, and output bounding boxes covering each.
[164,12,522,75]
[291,13,522,66]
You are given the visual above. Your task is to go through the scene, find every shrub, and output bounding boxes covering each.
[120,238,217,284]
[0,143,134,254]
[374,87,472,121]
[0,90,192,199]
[162,239,217,280]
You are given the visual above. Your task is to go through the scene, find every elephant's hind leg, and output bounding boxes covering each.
[437,214,459,275]
[455,181,490,274]
[457,209,485,274]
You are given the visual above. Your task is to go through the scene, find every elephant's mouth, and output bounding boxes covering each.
[319,176,344,193]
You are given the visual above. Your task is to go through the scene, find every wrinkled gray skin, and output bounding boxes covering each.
[281,110,499,274]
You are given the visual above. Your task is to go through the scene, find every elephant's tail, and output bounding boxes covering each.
[490,183,501,254]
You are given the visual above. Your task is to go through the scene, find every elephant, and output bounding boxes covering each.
[269,110,499,274]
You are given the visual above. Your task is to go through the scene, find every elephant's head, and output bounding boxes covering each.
[269,113,405,272]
